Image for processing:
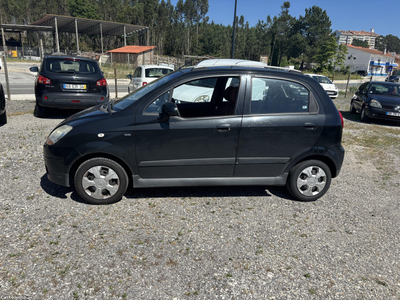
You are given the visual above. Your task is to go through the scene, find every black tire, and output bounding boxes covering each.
[74,158,129,205]
[349,101,356,114]
[360,106,370,122]
[34,103,47,118]
[286,160,332,202]
[0,110,7,124]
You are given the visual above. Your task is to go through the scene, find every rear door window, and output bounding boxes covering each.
[250,78,310,114]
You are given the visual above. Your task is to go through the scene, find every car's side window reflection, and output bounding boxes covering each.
[250,78,309,114]
[144,91,171,114]
[144,76,241,118]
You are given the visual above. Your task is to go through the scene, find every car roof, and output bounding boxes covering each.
[44,55,97,62]
[140,65,174,69]
[194,59,302,74]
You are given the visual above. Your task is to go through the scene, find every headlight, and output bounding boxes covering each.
[194,95,210,102]
[46,125,73,145]
[369,99,382,108]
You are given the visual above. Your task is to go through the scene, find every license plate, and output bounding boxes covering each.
[63,84,86,90]
[386,112,400,117]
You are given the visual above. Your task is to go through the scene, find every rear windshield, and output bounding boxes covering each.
[45,59,99,74]
[145,68,173,78]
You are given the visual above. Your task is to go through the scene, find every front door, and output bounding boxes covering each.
[135,75,244,179]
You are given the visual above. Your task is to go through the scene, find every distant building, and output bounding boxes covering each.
[334,29,380,49]
[345,45,397,76]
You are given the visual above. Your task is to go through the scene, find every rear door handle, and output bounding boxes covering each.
[304,122,317,130]
[217,124,231,131]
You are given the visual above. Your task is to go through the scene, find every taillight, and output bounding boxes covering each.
[38,75,51,85]
[338,111,344,128]
[142,82,148,86]
[96,78,107,86]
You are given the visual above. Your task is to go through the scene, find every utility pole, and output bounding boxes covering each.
[231,0,237,59]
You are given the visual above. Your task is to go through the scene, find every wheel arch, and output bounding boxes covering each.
[69,153,134,186]
[286,154,338,179]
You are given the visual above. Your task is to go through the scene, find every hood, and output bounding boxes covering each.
[58,104,109,127]
[369,94,400,106]
[320,83,337,90]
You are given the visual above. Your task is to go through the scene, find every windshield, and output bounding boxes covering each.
[145,68,173,78]
[370,83,400,96]
[312,76,333,84]
[112,70,182,110]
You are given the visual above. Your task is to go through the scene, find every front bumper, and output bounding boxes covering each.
[365,106,400,122]
[43,145,82,187]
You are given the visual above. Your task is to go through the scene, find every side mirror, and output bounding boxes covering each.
[29,66,39,72]
[127,74,132,79]
[157,102,178,123]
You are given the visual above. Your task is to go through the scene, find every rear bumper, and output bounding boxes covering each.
[37,92,109,109]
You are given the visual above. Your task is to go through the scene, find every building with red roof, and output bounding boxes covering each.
[334,29,380,49]
[107,45,156,65]
[345,45,397,77]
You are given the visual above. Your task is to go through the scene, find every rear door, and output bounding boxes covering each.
[235,76,324,178]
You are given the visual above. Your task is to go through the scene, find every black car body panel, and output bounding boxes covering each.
[43,62,345,202]
[32,55,109,110]
[0,82,6,124]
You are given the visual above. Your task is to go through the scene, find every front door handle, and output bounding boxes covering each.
[217,124,231,131]
[304,122,317,130]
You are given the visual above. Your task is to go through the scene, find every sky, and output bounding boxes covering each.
[169,0,400,38]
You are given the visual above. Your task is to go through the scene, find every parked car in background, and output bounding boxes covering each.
[43,59,344,205]
[29,55,109,118]
[350,81,400,123]
[305,74,338,99]
[0,82,6,124]
[127,64,174,93]
[385,75,399,83]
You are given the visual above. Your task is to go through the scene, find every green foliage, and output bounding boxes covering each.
[2,0,387,70]
[351,39,369,48]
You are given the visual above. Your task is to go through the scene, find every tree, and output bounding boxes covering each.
[351,39,369,48]
[312,36,337,71]
[298,5,332,68]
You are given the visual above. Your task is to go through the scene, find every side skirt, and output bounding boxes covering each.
[132,174,288,188]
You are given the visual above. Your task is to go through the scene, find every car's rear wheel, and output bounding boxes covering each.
[287,160,332,202]
[34,103,47,118]
[74,158,128,205]
[349,101,356,114]
[360,106,370,122]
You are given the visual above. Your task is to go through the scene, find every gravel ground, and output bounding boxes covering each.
[0,98,399,299]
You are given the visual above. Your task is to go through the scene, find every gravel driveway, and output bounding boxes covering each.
[0,98,399,299]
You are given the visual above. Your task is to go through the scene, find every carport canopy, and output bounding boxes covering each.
[24,14,147,53]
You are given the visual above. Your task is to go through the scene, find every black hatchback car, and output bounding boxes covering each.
[0,82,6,124]
[30,55,109,117]
[43,59,345,204]
[350,81,400,122]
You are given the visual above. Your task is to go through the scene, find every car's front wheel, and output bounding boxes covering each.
[287,160,332,202]
[349,101,356,114]
[74,158,129,205]
[360,106,370,122]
